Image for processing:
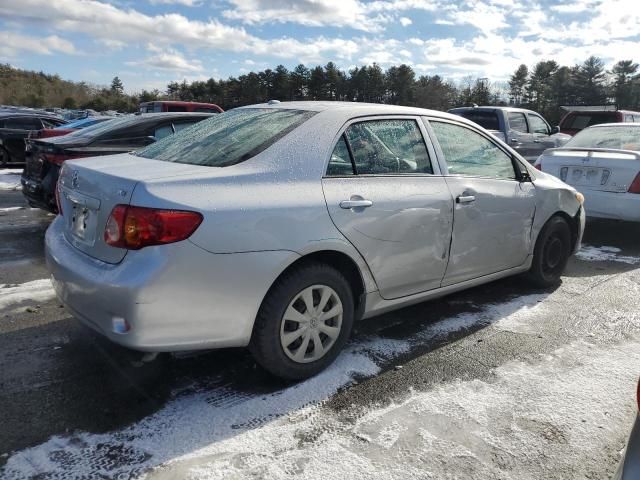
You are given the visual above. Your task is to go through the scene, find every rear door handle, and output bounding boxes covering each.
[340,199,373,209]
[456,195,475,204]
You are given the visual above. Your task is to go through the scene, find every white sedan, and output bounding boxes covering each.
[535,123,640,222]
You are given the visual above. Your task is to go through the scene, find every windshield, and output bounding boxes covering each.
[565,126,640,151]
[137,108,316,167]
[456,111,500,130]
[63,116,128,138]
[562,113,618,130]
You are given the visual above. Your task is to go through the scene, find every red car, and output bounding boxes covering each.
[559,107,640,136]
[139,101,223,114]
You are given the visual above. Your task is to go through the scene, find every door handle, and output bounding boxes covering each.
[340,199,373,209]
[510,138,518,143]
[456,195,476,204]
[533,139,541,143]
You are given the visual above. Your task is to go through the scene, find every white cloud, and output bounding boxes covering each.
[222,0,387,32]
[399,16,412,26]
[0,32,77,58]
[149,0,200,5]
[126,51,204,73]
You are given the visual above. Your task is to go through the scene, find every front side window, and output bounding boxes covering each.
[137,108,316,167]
[508,112,528,133]
[343,119,432,175]
[527,114,549,134]
[431,121,516,180]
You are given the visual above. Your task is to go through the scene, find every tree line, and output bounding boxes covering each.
[2,56,639,124]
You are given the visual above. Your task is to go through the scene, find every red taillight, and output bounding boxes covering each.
[628,173,640,194]
[104,205,203,250]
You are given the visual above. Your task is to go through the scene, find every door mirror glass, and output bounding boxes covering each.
[431,121,517,180]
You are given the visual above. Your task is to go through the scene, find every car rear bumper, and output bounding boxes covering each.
[45,216,298,352]
[614,415,640,480]
[582,190,640,222]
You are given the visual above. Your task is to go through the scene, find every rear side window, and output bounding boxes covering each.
[431,121,516,180]
[564,113,618,130]
[344,119,432,175]
[326,136,354,176]
[5,117,41,129]
[456,111,499,130]
[137,108,316,167]
[508,112,528,133]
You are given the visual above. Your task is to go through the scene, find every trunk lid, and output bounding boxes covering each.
[539,147,640,193]
[58,153,208,264]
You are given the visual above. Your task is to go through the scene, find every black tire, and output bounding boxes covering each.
[250,262,355,381]
[528,216,572,288]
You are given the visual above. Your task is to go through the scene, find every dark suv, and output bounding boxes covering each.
[21,112,213,212]
[0,113,67,167]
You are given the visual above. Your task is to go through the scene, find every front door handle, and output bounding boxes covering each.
[456,195,476,204]
[340,199,373,209]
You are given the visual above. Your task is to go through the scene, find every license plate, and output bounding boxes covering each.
[568,167,602,186]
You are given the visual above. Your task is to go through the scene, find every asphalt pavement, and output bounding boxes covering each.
[0,185,639,479]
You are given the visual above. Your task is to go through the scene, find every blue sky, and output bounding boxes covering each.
[0,0,638,93]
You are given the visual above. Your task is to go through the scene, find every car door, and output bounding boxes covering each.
[1,116,43,162]
[527,113,556,159]
[505,111,535,160]
[322,117,454,300]
[426,118,536,286]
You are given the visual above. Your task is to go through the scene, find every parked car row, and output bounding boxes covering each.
[0,112,68,167]
[22,112,214,211]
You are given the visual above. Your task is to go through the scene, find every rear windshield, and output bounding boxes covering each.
[455,111,500,130]
[562,113,618,130]
[137,108,316,167]
[565,126,640,150]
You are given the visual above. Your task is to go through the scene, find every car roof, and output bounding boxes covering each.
[448,106,536,114]
[586,122,640,128]
[237,101,472,124]
[0,111,63,120]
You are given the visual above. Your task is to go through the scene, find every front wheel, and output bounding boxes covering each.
[250,263,354,381]
[528,216,572,288]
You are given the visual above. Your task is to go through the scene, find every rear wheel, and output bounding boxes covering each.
[528,216,572,288]
[250,262,354,381]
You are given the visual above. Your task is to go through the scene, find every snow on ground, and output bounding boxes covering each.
[2,292,551,479]
[577,245,640,265]
[6,271,638,480]
[0,169,22,191]
[0,206,25,213]
[0,278,56,314]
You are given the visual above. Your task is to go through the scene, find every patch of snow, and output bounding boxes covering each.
[1,291,567,479]
[0,206,25,213]
[0,169,22,191]
[0,278,56,314]
[576,245,640,265]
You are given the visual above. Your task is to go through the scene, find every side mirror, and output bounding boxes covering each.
[520,171,532,183]
[550,126,560,135]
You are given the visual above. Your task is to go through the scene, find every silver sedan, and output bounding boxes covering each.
[45,102,585,380]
